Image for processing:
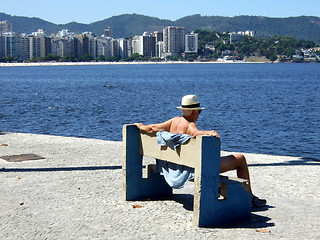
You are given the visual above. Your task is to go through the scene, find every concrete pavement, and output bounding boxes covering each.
[0,132,319,239]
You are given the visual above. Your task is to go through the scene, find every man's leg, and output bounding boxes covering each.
[220,154,267,206]
[220,154,252,193]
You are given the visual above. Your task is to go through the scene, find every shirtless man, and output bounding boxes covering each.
[135,95,266,207]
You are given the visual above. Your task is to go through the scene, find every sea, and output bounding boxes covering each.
[1,63,319,161]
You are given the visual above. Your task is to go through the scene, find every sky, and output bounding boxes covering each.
[2,0,320,24]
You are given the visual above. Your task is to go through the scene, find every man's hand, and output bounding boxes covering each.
[134,123,153,133]
[134,123,148,131]
[208,130,220,138]
[134,123,143,128]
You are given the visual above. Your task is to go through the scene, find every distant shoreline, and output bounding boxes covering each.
[0,60,269,67]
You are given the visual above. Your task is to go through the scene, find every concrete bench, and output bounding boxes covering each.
[122,124,252,227]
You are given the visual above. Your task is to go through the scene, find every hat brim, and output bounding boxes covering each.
[177,106,205,110]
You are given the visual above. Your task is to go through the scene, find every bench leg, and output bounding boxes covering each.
[193,137,251,227]
[122,125,172,201]
[217,176,252,224]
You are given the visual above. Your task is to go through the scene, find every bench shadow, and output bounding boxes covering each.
[0,165,122,172]
[171,193,275,229]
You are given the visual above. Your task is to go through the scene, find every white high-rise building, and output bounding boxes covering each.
[131,33,156,57]
[156,41,164,58]
[185,32,198,53]
[131,35,142,55]
[118,38,130,59]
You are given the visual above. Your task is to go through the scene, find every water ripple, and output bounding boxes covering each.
[0,64,319,160]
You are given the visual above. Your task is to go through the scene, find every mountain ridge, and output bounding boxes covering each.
[1,12,319,42]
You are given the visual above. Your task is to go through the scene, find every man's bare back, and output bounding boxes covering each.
[169,116,191,134]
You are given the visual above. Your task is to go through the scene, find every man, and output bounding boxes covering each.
[135,95,266,207]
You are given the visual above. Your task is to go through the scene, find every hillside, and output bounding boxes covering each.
[1,12,319,42]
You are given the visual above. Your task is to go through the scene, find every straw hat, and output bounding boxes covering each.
[177,95,205,110]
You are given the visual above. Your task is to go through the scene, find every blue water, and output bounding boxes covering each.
[1,63,319,160]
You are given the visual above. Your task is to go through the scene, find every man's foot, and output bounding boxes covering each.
[252,195,267,207]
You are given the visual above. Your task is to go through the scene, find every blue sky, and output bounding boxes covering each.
[2,0,320,24]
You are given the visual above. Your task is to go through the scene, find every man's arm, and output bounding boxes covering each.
[187,122,220,138]
[134,118,173,133]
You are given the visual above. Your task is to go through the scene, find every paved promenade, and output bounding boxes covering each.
[0,132,319,239]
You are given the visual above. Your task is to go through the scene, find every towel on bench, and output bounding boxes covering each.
[156,131,195,189]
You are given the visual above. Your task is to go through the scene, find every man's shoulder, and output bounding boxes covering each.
[172,116,182,120]
[170,116,192,131]
[187,121,198,129]
[171,116,186,124]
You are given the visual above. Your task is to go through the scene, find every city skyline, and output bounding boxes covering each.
[2,0,320,24]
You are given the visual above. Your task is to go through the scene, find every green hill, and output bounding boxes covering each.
[1,12,319,42]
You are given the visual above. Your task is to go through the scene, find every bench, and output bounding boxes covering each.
[122,124,252,227]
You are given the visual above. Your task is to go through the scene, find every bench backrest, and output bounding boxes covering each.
[122,124,221,189]
[139,130,202,169]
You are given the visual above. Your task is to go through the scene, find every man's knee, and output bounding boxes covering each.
[234,154,247,165]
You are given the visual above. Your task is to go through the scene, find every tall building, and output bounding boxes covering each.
[0,20,13,35]
[111,39,119,57]
[32,29,51,57]
[20,36,42,60]
[131,35,141,55]
[59,39,75,57]
[156,41,164,58]
[141,32,156,57]
[97,38,112,59]
[29,37,41,59]
[4,33,21,60]
[103,26,112,38]
[131,32,156,57]
[40,37,52,57]
[77,32,97,58]
[118,38,130,59]
[20,36,31,60]
[185,32,198,53]
[163,26,187,57]
[152,31,163,42]
[0,36,5,59]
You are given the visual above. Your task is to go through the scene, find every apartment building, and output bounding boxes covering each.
[157,42,165,58]
[152,31,163,42]
[131,33,156,57]
[0,36,5,59]
[163,26,187,57]
[3,33,21,59]
[20,36,31,60]
[118,38,131,59]
[76,33,97,58]
[229,30,256,43]
[141,33,156,57]
[0,20,12,35]
[32,30,51,57]
[185,32,198,53]
[131,35,141,55]
[103,26,112,38]
[97,38,112,59]
[51,38,76,57]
